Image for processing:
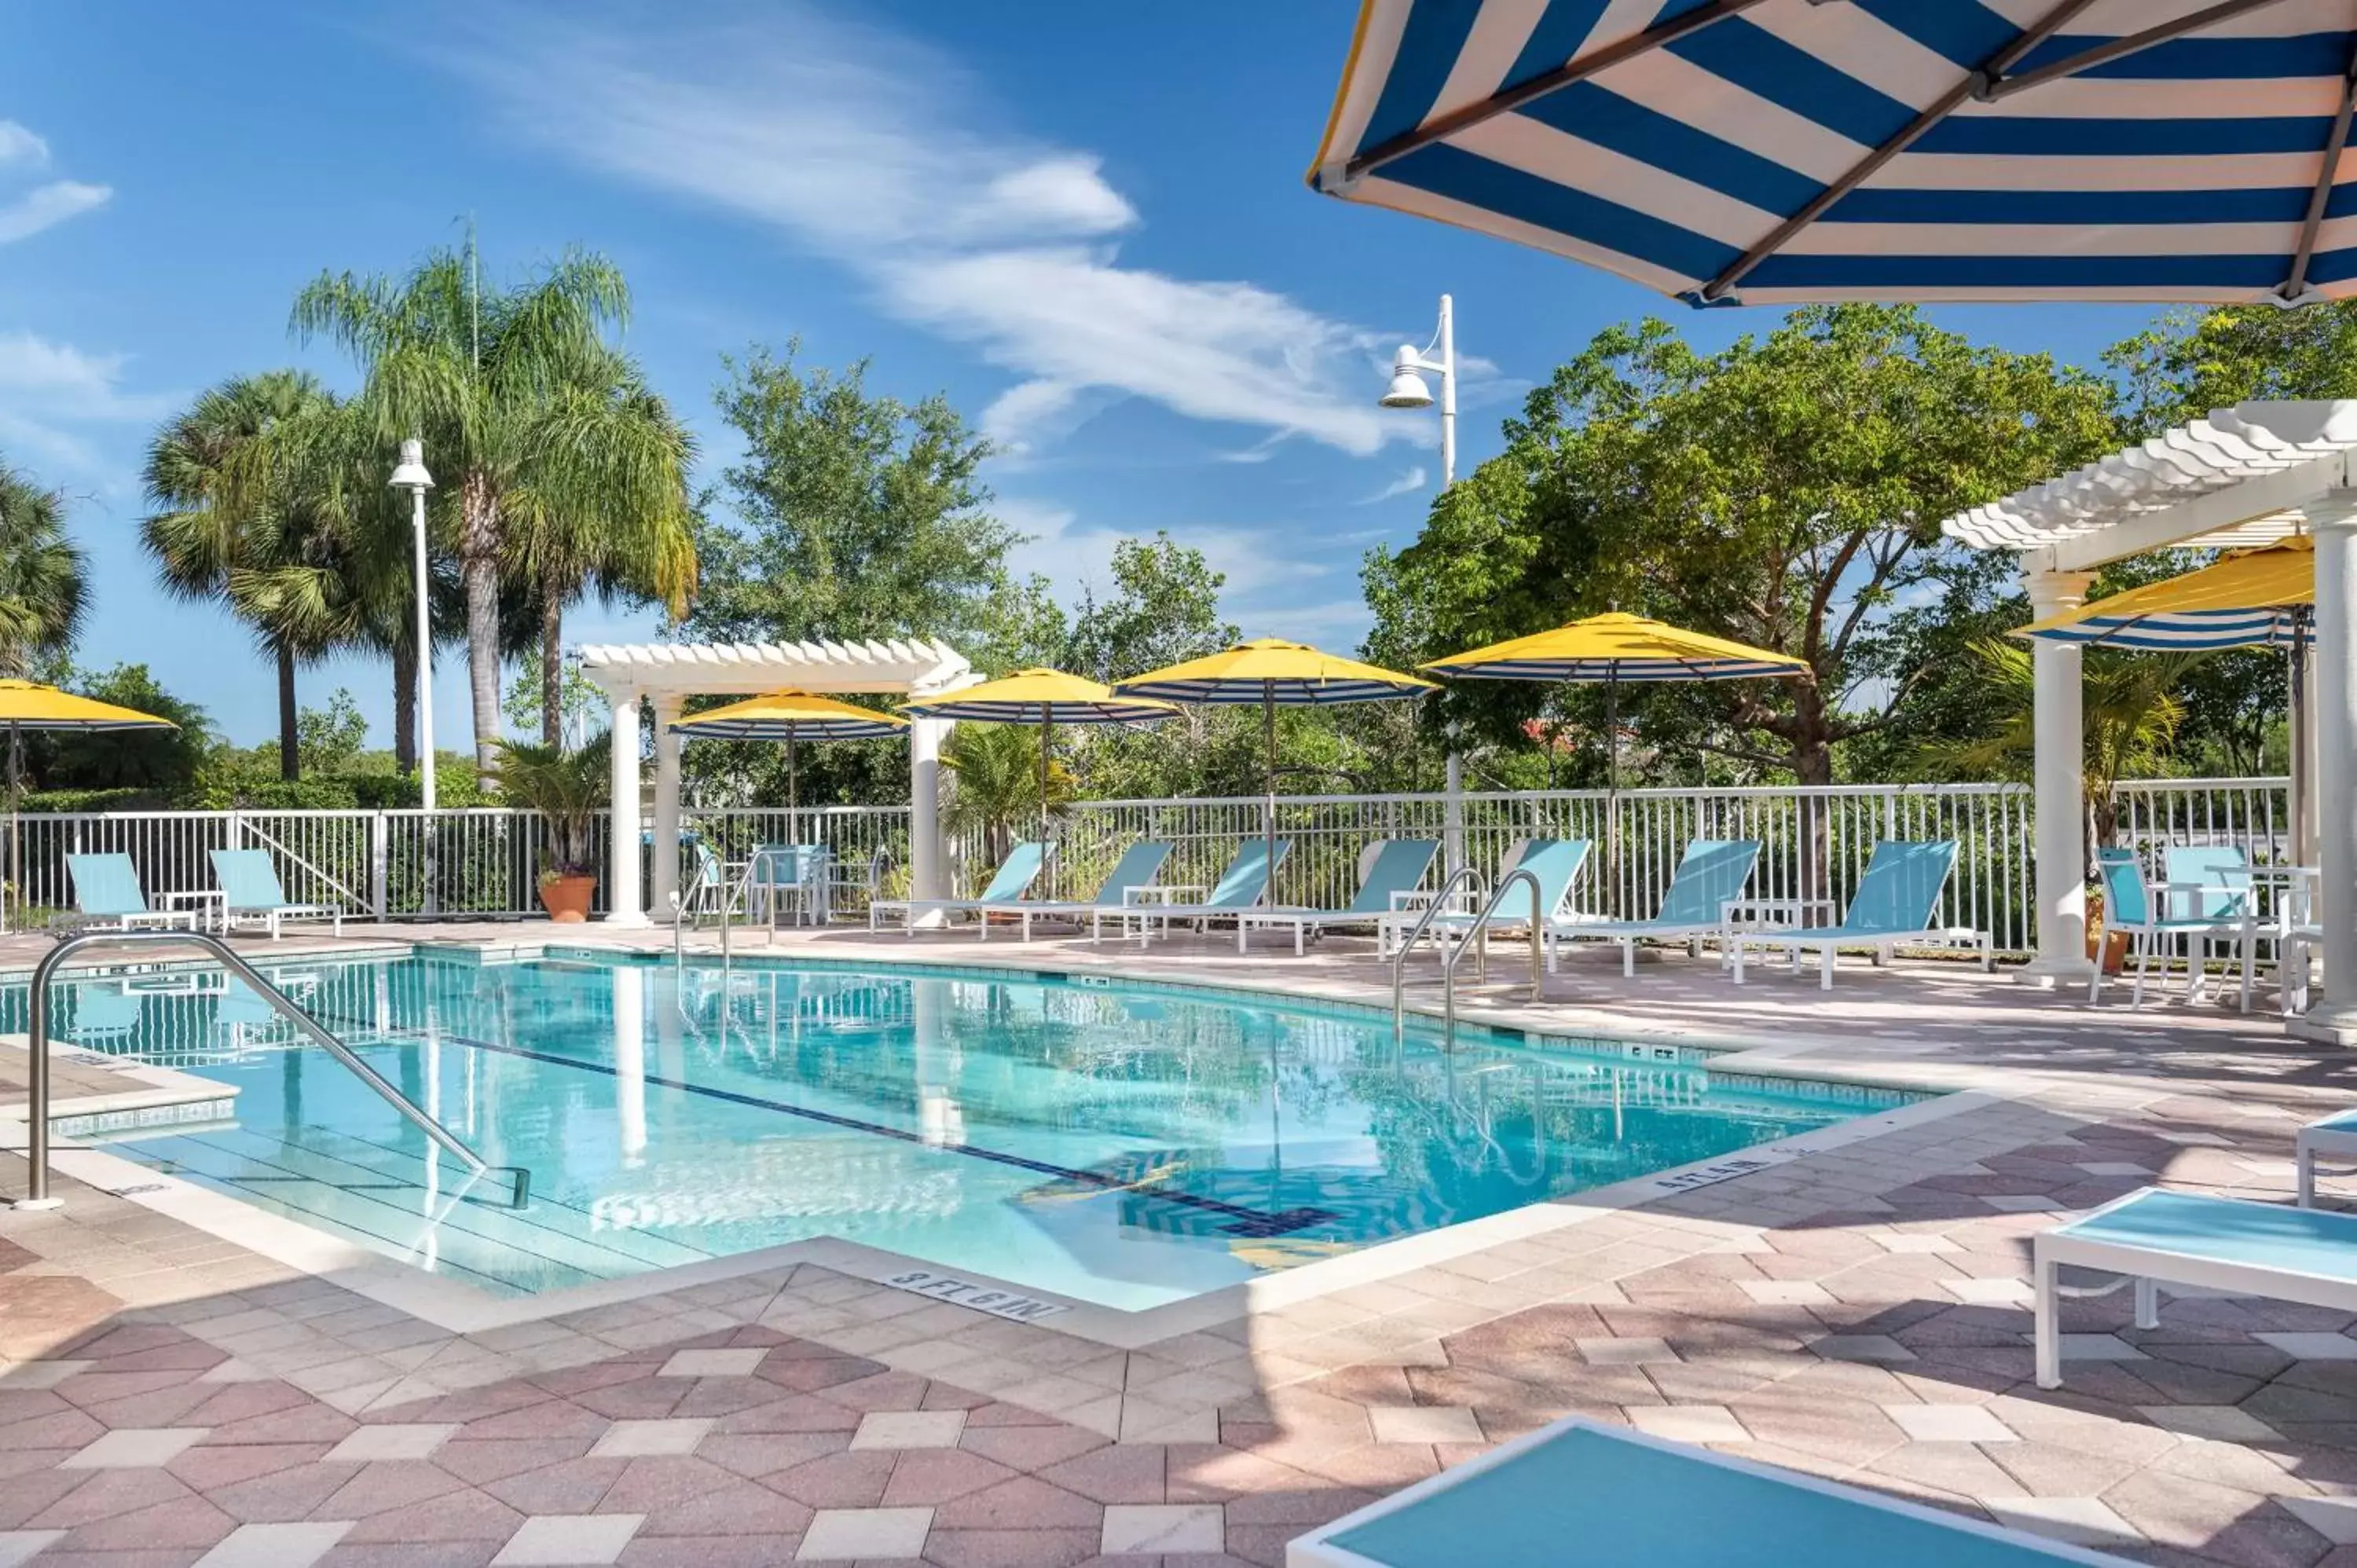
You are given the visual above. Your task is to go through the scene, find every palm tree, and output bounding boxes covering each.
[941,724,1074,873]
[0,457,88,676]
[506,360,696,743]
[142,372,368,779]
[292,236,693,775]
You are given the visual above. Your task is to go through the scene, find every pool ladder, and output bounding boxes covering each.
[1391,865,1550,1050]
[13,929,531,1212]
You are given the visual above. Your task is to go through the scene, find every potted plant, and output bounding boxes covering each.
[492,738,609,922]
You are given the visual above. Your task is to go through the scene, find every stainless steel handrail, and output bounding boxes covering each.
[13,930,530,1211]
[1436,867,1547,1048]
[1391,863,1486,1046]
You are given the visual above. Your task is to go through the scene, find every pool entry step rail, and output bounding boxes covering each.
[13,929,532,1212]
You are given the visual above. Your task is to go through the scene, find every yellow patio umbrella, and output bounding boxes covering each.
[1114,639,1436,903]
[0,680,178,930]
[2013,537,2318,863]
[900,669,1179,842]
[669,690,907,811]
[1422,613,1808,892]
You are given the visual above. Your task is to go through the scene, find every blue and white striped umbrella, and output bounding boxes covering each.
[2013,537,2315,648]
[1308,1,2357,306]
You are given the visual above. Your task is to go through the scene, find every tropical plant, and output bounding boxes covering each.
[940,724,1073,871]
[141,372,377,780]
[294,235,693,775]
[0,456,89,678]
[489,737,609,880]
[1909,637,2196,848]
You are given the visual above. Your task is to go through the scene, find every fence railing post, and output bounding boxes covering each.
[368,811,389,921]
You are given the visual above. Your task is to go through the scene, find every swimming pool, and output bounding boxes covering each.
[20,951,1918,1310]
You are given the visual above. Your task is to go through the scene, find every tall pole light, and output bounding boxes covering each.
[390,439,436,812]
[1378,293,1455,485]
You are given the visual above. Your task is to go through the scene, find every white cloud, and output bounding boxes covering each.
[0,332,174,476]
[0,122,49,168]
[1357,465,1429,505]
[448,5,1400,458]
[0,180,108,245]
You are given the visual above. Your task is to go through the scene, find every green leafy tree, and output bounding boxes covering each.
[1365,306,2120,790]
[295,236,690,775]
[1910,638,2194,848]
[0,455,89,680]
[689,345,1016,648]
[941,723,1074,870]
[141,372,374,780]
[296,688,370,775]
[1069,533,1237,683]
[33,665,211,793]
[2109,301,2357,433]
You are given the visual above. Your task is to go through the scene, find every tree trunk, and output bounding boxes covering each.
[460,474,503,785]
[277,644,299,782]
[540,563,565,748]
[392,638,417,776]
[1788,679,1834,904]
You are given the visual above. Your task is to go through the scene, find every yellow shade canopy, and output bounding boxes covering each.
[0,680,177,731]
[1113,639,1435,705]
[669,690,908,742]
[900,669,1178,725]
[1423,613,1806,683]
[2013,538,2313,650]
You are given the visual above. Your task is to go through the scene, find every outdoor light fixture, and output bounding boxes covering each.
[390,438,436,814]
[1377,293,1454,485]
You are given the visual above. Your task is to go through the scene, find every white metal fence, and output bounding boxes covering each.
[3,778,2295,953]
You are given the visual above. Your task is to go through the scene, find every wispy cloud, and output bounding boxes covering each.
[1357,465,1431,505]
[0,332,174,475]
[0,121,108,245]
[444,4,1403,458]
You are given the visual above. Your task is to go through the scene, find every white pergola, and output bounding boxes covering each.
[1943,401,2355,1045]
[579,639,979,925]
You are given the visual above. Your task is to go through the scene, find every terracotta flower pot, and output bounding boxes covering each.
[538,873,598,924]
[2087,927,2130,975]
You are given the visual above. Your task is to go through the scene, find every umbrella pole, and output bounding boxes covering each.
[787,727,797,819]
[1604,669,1620,918]
[1039,710,1051,848]
[5,720,16,935]
[1263,683,1277,910]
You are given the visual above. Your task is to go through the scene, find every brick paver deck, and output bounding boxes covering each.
[3,921,2354,1566]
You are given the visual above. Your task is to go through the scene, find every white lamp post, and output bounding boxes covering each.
[1378,293,1455,486]
[389,439,436,813]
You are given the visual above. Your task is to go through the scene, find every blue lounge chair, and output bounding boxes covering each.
[1290,1416,2133,1566]
[1727,839,1988,989]
[1376,837,1590,962]
[2035,1189,2357,1391]
[868,841,1048,939]
[2089,847,2247,1009]
[1110,838,1292,946]
[1235,837,1439,954]
[207,849,343,939]
[1545,838,1761,976]
[985,839,1174,942]
[64,853,198,934]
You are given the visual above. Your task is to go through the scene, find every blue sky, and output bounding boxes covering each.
[2,1,2165,747]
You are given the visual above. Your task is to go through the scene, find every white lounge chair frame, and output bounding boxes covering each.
[2033,1189,2357,1390]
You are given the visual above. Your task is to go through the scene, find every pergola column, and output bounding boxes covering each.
[2295,509,2357,1045]
[909,714,951,928]
[650,694,684,921]
[606,687,647,927]
[2018,566,2096,987]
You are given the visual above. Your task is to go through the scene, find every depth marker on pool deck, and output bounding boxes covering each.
[350,1020,1339,1239]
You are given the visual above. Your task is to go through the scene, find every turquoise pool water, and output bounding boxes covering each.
[17,952,1915,1310]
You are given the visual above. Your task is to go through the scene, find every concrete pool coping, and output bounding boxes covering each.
[0,936,2008,1350]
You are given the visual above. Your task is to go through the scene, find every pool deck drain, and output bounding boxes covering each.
[0,918,2352,1567]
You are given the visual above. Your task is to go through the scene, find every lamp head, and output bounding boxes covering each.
[389,438,434,491]
[1380,346,1435,409]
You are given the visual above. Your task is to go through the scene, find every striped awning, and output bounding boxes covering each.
[2014,537,2315,649]
[1307,1,2357,306]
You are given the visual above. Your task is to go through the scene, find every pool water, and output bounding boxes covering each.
[19,952,1916,1310]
